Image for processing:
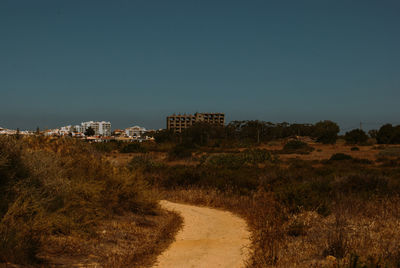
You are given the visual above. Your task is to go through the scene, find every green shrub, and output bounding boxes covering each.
[377,124,400,144]
[344,129,368,145]
[314,121,340,144]
[282,140,314,154]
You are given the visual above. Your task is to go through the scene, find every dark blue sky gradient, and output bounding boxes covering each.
[1,0,399,130]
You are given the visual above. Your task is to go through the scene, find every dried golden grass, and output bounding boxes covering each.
[163,188,400,267]
[40,209,182,268]
[0,136,181,267]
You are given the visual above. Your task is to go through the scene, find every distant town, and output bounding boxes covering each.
[0,112,225,142]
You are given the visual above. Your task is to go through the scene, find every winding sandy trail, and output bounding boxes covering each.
[154,200,251,268]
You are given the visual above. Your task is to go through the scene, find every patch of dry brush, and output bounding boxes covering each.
[163,188,400,267]
[0,136,181,267]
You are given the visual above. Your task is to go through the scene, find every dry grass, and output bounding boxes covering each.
[0,136,182,267]
[40,209,182,268]
[105,141,400,168]
[261,140,380,162]
[280,197,400,267]
[163,188,400,267]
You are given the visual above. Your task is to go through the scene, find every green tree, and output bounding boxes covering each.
[377,124,394,144]
[344,129,368,145]
[84,126,95,136]
[377,124,400,144]
[313,120,340,144]
[154,129,177,143]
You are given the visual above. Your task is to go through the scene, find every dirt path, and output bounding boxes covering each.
[154,200,251,268]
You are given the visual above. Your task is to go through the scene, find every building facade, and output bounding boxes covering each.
[81,121,111,136]
[125,126,146,137]
[166,112,225,132]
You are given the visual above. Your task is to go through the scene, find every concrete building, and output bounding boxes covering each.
[59,121,111,136]
[81,121,111,136]
[60,125,72,135]
[166,112,225,132]
[125,126,146,137]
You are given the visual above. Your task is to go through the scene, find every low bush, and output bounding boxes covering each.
[202,149,273,169]
[344,129,368,145]
[281,140,314,154]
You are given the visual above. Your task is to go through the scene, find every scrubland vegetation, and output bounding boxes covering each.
[2,120,400,267]
[0,136,181,267]
[120,121,400,267]
[129,147,400,265]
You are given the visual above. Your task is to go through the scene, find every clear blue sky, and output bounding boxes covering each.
[1,0,399,131]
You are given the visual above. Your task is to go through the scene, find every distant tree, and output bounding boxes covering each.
[36,127,40,135]
[376,124,394,144]
[16,128,20,139]
[377,124,400,144]
[313,120,340,144]
[235,120,266,144]
[368,129,378,139]
[154,129,177,143]
[85,126,95,136]
[393,126,400,144]
[182,123,225,146]
[344,129,368,145]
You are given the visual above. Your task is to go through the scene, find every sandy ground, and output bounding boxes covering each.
[154,201,251,268]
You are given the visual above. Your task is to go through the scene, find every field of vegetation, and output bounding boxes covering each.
[2,120,400,267]
[0,136,181,267]
[103,120,400,267]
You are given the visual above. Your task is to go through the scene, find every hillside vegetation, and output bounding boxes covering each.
[0,136,180,267]
[2,120,400,267]
[113,121,400,267]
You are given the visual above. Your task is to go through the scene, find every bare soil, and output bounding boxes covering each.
[154,200,250,268]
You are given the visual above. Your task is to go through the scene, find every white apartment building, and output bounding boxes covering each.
[60,125,72,135]
[81,121,111,136]
[125,126,146,137]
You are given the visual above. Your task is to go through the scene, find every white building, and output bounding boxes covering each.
[60,125,72,135]
[59,121,111,136]
[81,121,111,136]
[0,127,17,135]
[125,126,146,137]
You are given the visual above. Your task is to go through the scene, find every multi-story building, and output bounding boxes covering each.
[166,112,225,132]
[81,121,111,136]
[125,126,146,137]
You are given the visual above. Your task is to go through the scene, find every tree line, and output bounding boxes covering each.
[152,120,400,146]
